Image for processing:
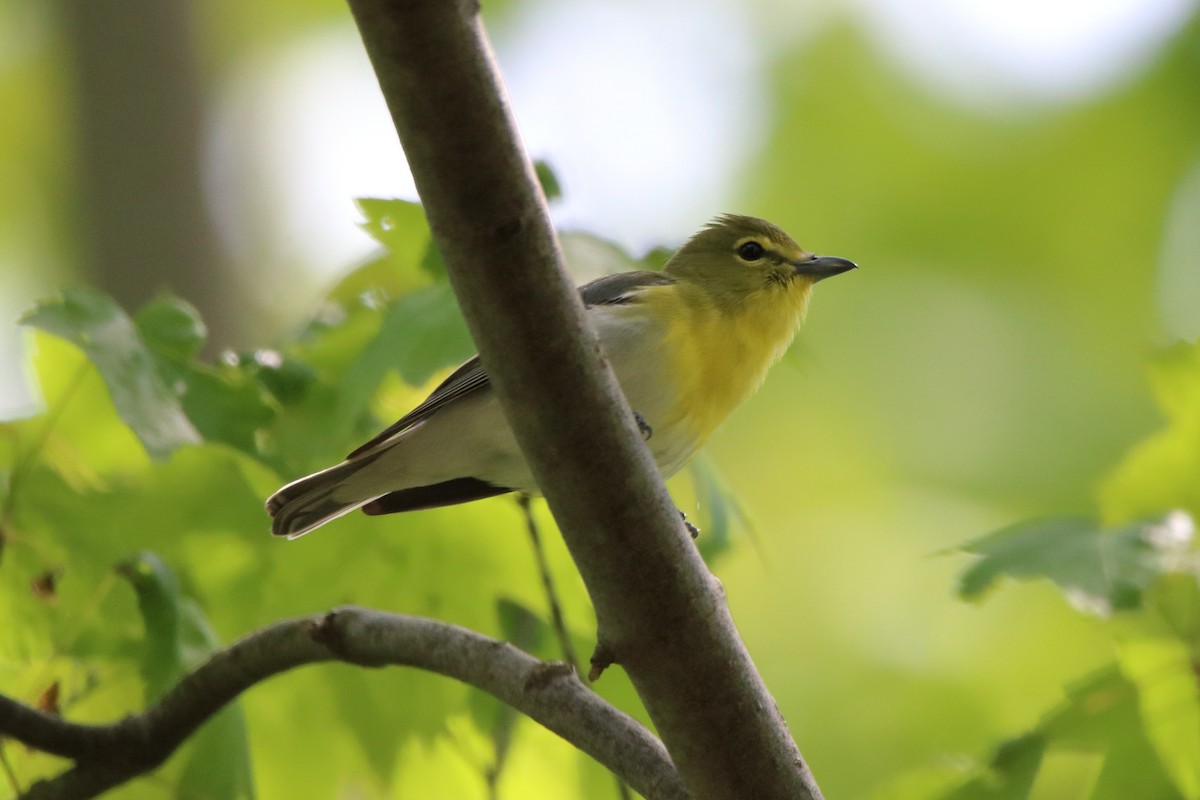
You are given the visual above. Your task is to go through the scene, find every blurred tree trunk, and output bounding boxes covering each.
[60,0,241,350]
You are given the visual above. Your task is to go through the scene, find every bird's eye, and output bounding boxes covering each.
[736,241,765,262]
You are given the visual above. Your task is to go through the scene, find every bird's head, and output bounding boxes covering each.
[664,214,856,311]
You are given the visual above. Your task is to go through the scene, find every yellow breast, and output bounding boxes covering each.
[642,281,813,443]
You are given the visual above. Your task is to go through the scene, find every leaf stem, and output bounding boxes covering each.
[517,494,581,673]
[0,741,22,797]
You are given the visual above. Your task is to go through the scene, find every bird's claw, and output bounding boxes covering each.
[680,510,700,539]
[634,412,653,441]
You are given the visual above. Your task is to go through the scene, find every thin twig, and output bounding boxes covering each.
[1,365,88,546]
[517,494,581,672]
[1,607,686,800]
[0,741,21,797]
[518,496,633,800]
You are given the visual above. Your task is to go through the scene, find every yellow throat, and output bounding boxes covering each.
[646,278,812,443]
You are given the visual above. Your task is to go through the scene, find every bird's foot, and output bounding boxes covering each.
[680,510,700,539]
[633,412,653,441]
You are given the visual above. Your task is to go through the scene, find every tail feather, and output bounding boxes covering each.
[267,456,381,539]
[362,477,512,515]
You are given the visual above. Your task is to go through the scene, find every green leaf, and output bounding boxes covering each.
[22,292,276,462]
[496,596,548,653]
[382,283,475,386]
[560,231,640,285]
[534,160,563,202]
[939,734,1044,800]
[327,665,465,784]
[356,197,430,256]
[935,666,1182,800]
[1113,606,1200,799]
[1041,667,1142,749]
[1101,342,1200,523]
[255,355,318,406]
[135,296,207,360]
[1040,667,1181,800]
[638,245,674,272]
[867,765,965,800]
[322,198,432,307]
[328,283,474,442]
[686,453,754,561]
[167,355,277,456]
[118,551,256,799]
[117,551,225,698]
[957,514,1194,616]
[420,238,447,280]
[282,198,471,458]
[21,289,201,460]
[177,705,258,800]
[135,297,279,457]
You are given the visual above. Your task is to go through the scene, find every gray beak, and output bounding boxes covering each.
[794,255,857,282]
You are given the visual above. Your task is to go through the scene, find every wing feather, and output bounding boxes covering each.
[580,270,675,306]
[346,357,489,458]
[346,270,675,460]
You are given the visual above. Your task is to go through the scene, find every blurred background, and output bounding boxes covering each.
[2,0,1199,796]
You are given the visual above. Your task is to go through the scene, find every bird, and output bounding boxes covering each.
[267,214,856,539]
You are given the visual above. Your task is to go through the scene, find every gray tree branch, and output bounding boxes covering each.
[0,607,686,800]
[343,1,824,798]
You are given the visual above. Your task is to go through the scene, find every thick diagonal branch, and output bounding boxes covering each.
[344,1,823,798]
[1,607,685,800]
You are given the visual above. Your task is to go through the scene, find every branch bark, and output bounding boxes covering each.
[344,1,824,798]
[1,608,685,800]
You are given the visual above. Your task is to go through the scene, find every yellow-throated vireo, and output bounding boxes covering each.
[268,214,855,538]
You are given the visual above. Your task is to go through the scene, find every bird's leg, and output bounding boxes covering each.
[633,411,653,441]
[631,412,697,538]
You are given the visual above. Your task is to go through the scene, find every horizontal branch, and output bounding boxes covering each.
[1,607,687,800]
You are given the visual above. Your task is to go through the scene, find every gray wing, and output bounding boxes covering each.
[346,270,675,459]
[580,270,676,306]
[346,356,489,458]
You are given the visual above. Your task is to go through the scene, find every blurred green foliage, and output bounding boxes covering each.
[0,201,731,798]
[3,194,1200,798]
[3,2,1200,798]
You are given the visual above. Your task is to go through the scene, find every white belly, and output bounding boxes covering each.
[350,302,698,496]
[593,306,700,478]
